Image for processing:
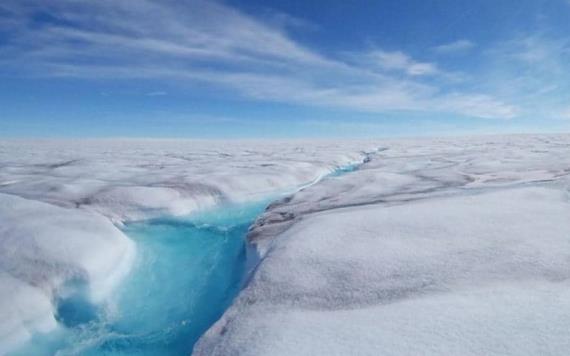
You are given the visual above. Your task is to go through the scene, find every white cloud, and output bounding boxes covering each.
[0,0,516,120]
[435,94,518,119]
[433,40,475,54]
[363,50,439,76]
[476,34,570,119]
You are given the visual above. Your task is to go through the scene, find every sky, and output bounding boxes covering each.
[2,0,570,138]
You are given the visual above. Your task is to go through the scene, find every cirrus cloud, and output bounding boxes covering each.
[0,0,517,119]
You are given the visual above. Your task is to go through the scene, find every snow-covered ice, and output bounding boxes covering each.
[3,136,570,355]
[0,139,370,354]
[195,135,570,356]
[0,193,135,355]
[0,139,369,223]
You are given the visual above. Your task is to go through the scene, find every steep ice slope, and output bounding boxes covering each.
[0,139,372,354]
[195,135,570,356]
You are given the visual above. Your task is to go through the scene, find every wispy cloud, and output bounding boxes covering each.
[361,50,439,76]
[432,40,475,54]
[477,34,570,119]
[0,0,517,119]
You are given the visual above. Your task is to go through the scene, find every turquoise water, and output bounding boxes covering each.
[329,162,360,177]
[11,161,365,356]
[12,201,268,356]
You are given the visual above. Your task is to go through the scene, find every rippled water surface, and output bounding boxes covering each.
[12,164,360,356]
[13,202,267,356]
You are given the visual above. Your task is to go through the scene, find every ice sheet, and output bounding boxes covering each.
[195,135,570,356]
[0,139,370,222]
[0,139,371,353]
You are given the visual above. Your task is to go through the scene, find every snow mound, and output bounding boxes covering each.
[0,193,135,354]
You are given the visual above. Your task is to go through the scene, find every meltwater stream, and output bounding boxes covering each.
[12,201,268,356]
[104,203,267,355]
[11,161,365,356]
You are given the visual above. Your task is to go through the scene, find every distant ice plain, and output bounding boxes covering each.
[2,136,570,355]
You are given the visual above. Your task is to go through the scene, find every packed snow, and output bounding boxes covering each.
[0,193,135,355]
[195,135,570,356]
[0,140,370,223]
[0,139,371,354]
[3,136,570,355]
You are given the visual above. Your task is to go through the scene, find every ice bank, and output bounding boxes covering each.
[0,139,373,353]
[195,135,570,356]
[0,193,135,354]
[195,187,570,356]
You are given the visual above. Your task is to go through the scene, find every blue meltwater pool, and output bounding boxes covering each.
[12,201,268,356]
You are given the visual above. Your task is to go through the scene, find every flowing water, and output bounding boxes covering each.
[12,201,268,356]
[12,162,363,356]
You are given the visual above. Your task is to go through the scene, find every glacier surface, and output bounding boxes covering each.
[0,139,370,354]
[3,136,570,355]
[195,135,570,356]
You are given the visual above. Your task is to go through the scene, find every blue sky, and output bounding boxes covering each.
[2,0,570,138]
